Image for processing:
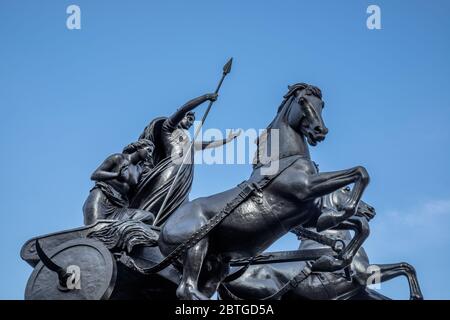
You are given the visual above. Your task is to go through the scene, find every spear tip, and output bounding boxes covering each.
[223,57,233,75]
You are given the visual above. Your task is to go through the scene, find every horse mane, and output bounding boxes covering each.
[253,83,322,167]
[276,83,322,114]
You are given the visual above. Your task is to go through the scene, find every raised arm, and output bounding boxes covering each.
[194,130,241,150]
[90,154,122,181]
[167,93,217,127]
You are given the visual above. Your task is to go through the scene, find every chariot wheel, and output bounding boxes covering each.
[25,238,117,300]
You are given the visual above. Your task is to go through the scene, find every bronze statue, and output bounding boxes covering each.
[218,188,424,300]
[155,82,371,299]
[129,93,240,225]
[21,60,423,301]
[83,139,155,225]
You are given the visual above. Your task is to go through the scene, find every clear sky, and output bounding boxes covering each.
[0,0,449,299]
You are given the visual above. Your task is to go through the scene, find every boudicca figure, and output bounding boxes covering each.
[129,93,240,225]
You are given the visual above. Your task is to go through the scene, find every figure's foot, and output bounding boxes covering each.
[311,255,350,272]
[176,284,209,300]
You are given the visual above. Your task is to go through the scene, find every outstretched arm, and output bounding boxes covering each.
[90,154,122,181]
[167,93,217,127]
[194,130,241,150]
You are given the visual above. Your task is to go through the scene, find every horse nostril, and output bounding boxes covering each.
[314,126,323,134]
[314,126,328,135]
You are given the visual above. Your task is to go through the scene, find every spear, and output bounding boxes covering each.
[152,58,233,226]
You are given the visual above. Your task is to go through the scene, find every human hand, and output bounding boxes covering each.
[206,93,218,102]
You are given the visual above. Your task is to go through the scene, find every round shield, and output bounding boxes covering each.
[25,238,117,300]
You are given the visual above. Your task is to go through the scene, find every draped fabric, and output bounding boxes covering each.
[129,155,193,225]
[93,181,129,208]
[84,183,154,224]
[129,117,194,225]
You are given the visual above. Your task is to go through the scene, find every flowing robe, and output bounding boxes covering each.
[129,117,194,225]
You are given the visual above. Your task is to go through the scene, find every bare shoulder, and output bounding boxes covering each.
[105,153,126,163]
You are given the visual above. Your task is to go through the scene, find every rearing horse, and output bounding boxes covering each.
[159,83,370,299]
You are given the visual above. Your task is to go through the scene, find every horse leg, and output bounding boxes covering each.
[366,263,423,300]
[335,216,370,264]
[176,237,210,300]
[314,216,370,272]
[301,166,370,231]
[312,217,370,272]
[312,216,370,273]
[199,255,229,298]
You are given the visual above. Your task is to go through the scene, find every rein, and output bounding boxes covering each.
[253,153,311,170]
[120,155,303,275]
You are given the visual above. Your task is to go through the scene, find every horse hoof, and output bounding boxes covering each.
[311,256,345,272]
[177,285,209,300]
[316,212,339,232]
[410,294,424,300]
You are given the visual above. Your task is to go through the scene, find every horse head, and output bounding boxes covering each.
[333,187,376,221]
[285,83,328,146]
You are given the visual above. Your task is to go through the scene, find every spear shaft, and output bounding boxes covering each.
[152,58,233,226]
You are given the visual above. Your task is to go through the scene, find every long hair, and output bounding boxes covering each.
[138,117,167,164]
[122,139,154,154]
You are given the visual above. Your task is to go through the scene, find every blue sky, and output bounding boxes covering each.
[0,0,449,299]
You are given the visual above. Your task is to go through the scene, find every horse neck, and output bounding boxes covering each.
[266,112,310,160]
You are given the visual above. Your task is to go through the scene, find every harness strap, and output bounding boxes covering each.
[291,226,345,253]
[122,155,301,275]
[222,258,254,283]
[219,281,246,300]
[261,262,313,300]
[220,261,313,300]
[223,253,274,283]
